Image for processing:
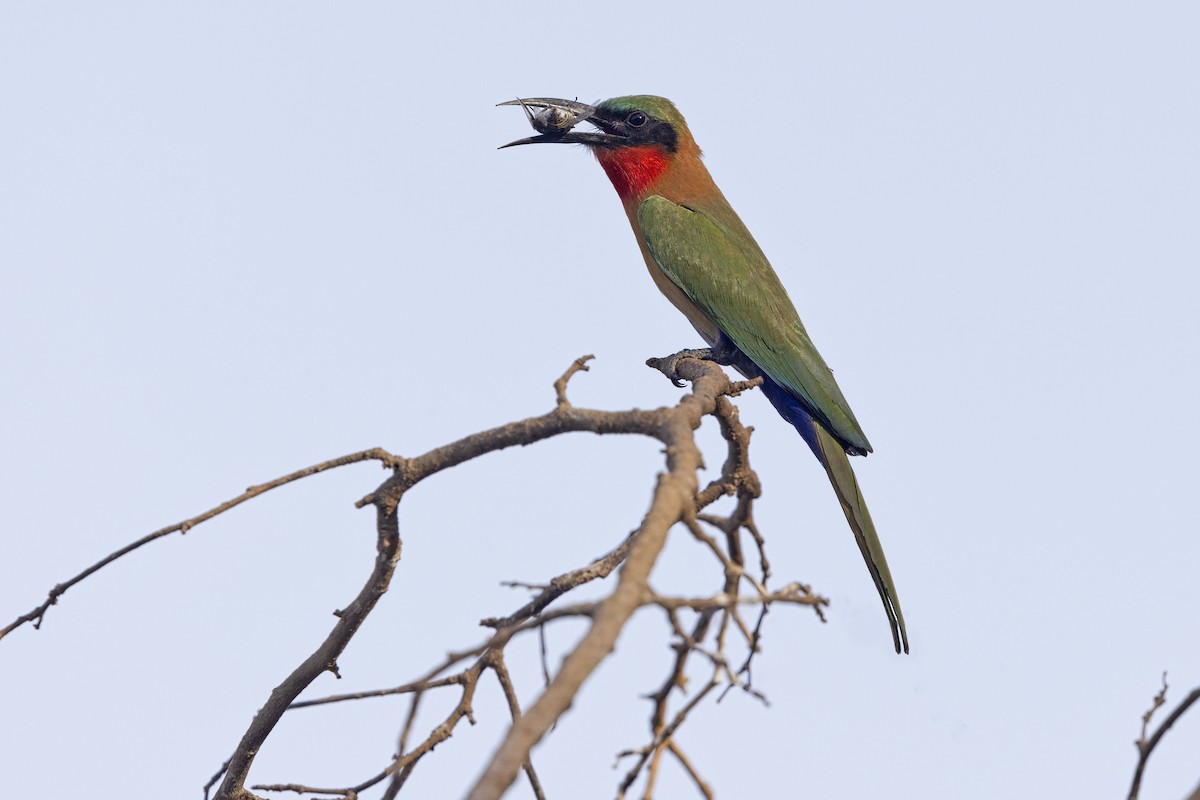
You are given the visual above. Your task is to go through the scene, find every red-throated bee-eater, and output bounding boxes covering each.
[500,96,908,654]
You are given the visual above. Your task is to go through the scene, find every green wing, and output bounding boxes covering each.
[638,195,872,454]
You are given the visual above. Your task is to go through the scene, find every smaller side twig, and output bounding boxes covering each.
[287,674,465,710]
[481,533,637,630]
[1,448,398,641]
[251,784,355,799]
[667,740,714,800]
[491,654,547,800]
[204,758,232,800]
[554,354,594,408]
[1138,672,1169,748]
[1128,675,1200,800]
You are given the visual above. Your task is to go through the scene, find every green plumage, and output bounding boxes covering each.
[813,422,908,654]
[598,95,688,127]
[637,194,907,653]
[638,196,871,454]
[499,93,908,652]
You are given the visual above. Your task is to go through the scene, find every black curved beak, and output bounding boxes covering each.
[497,97,623,149]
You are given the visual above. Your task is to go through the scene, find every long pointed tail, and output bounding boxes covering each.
[812,423,908,654]
[759,376,909,654]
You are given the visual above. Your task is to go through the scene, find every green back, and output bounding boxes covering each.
[638,194,872,454]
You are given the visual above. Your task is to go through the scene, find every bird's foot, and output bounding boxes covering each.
[708,333,740,366]
[646,347,719,387]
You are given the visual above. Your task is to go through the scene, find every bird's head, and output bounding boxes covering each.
[500,95,699,202]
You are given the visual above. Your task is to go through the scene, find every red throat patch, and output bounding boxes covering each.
[595,146,671,202]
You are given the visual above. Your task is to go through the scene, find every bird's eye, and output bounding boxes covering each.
[627,111,647,127]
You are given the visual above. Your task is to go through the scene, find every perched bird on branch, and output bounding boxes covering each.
[500,95,908,654]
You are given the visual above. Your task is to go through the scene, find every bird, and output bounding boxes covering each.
[499,95,908,654]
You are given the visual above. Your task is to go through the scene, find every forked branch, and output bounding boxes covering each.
[5,354,827,800]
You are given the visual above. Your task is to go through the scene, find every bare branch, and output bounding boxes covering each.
[617,664,721,798]
[1,448,398,642]
[648,584,827,614]
[491,654,547,800]
[216,500,405,800]
[205,758,232,800]
[481,533,637,630]
[251,784,355,798]
[287,674,465,710]
[466,357,735,800]
[1129,675,1200,800]
[9,352,828,799]
[667,741,714,800]
[1139,672,1170,749]
[554,353,595,408]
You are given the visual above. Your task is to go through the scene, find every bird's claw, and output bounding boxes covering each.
[647,347,718,387]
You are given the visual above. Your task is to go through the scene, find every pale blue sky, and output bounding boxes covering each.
[3,3,1198,798]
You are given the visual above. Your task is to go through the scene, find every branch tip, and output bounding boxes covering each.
[553,354,595,408]
[728,376,764,396]
[1129,676,1200,799]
